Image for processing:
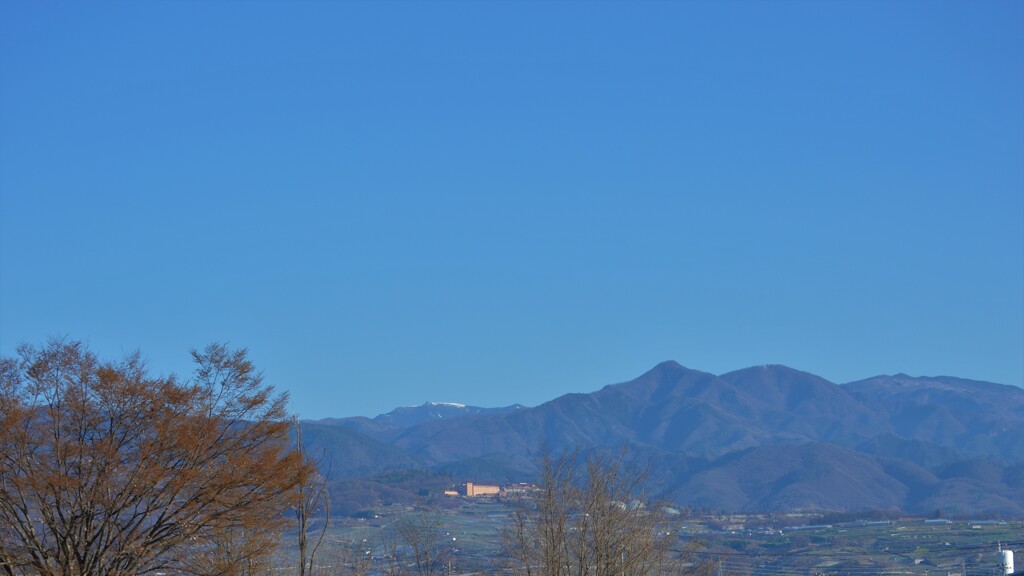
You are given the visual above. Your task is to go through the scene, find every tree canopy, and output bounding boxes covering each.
[0,339,309,576]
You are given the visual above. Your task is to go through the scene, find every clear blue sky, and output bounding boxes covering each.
[1,1,1021,419]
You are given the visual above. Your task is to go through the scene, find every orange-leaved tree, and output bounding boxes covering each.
[0,338,310,576]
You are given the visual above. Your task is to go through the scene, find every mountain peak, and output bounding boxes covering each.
[426,401,466,408]
[641,360,708,378]
[723,364,819,377]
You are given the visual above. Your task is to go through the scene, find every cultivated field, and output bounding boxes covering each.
[276,498,1023,576]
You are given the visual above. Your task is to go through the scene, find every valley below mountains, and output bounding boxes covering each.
[302,362,1024,517]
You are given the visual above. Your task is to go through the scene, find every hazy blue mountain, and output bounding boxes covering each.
[377,401,527,427]
[301,362,1024,516]
[844,374,1024,460]
[856,434,967,469]
[297,421,422,479]
[315,402,526,442]
[671,443,910,512]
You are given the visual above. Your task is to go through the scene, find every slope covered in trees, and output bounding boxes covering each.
[310,362,1024,516]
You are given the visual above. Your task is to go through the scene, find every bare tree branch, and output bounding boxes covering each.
[503,448,714,576]
[293,416,331,576]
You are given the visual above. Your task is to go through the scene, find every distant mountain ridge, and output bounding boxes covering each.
[313,402,525,441]
[302,362,1024,517]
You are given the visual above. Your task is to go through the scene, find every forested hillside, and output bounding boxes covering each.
[306,362,1024,516]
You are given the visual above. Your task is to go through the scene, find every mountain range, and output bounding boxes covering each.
[301,362,1024,517]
